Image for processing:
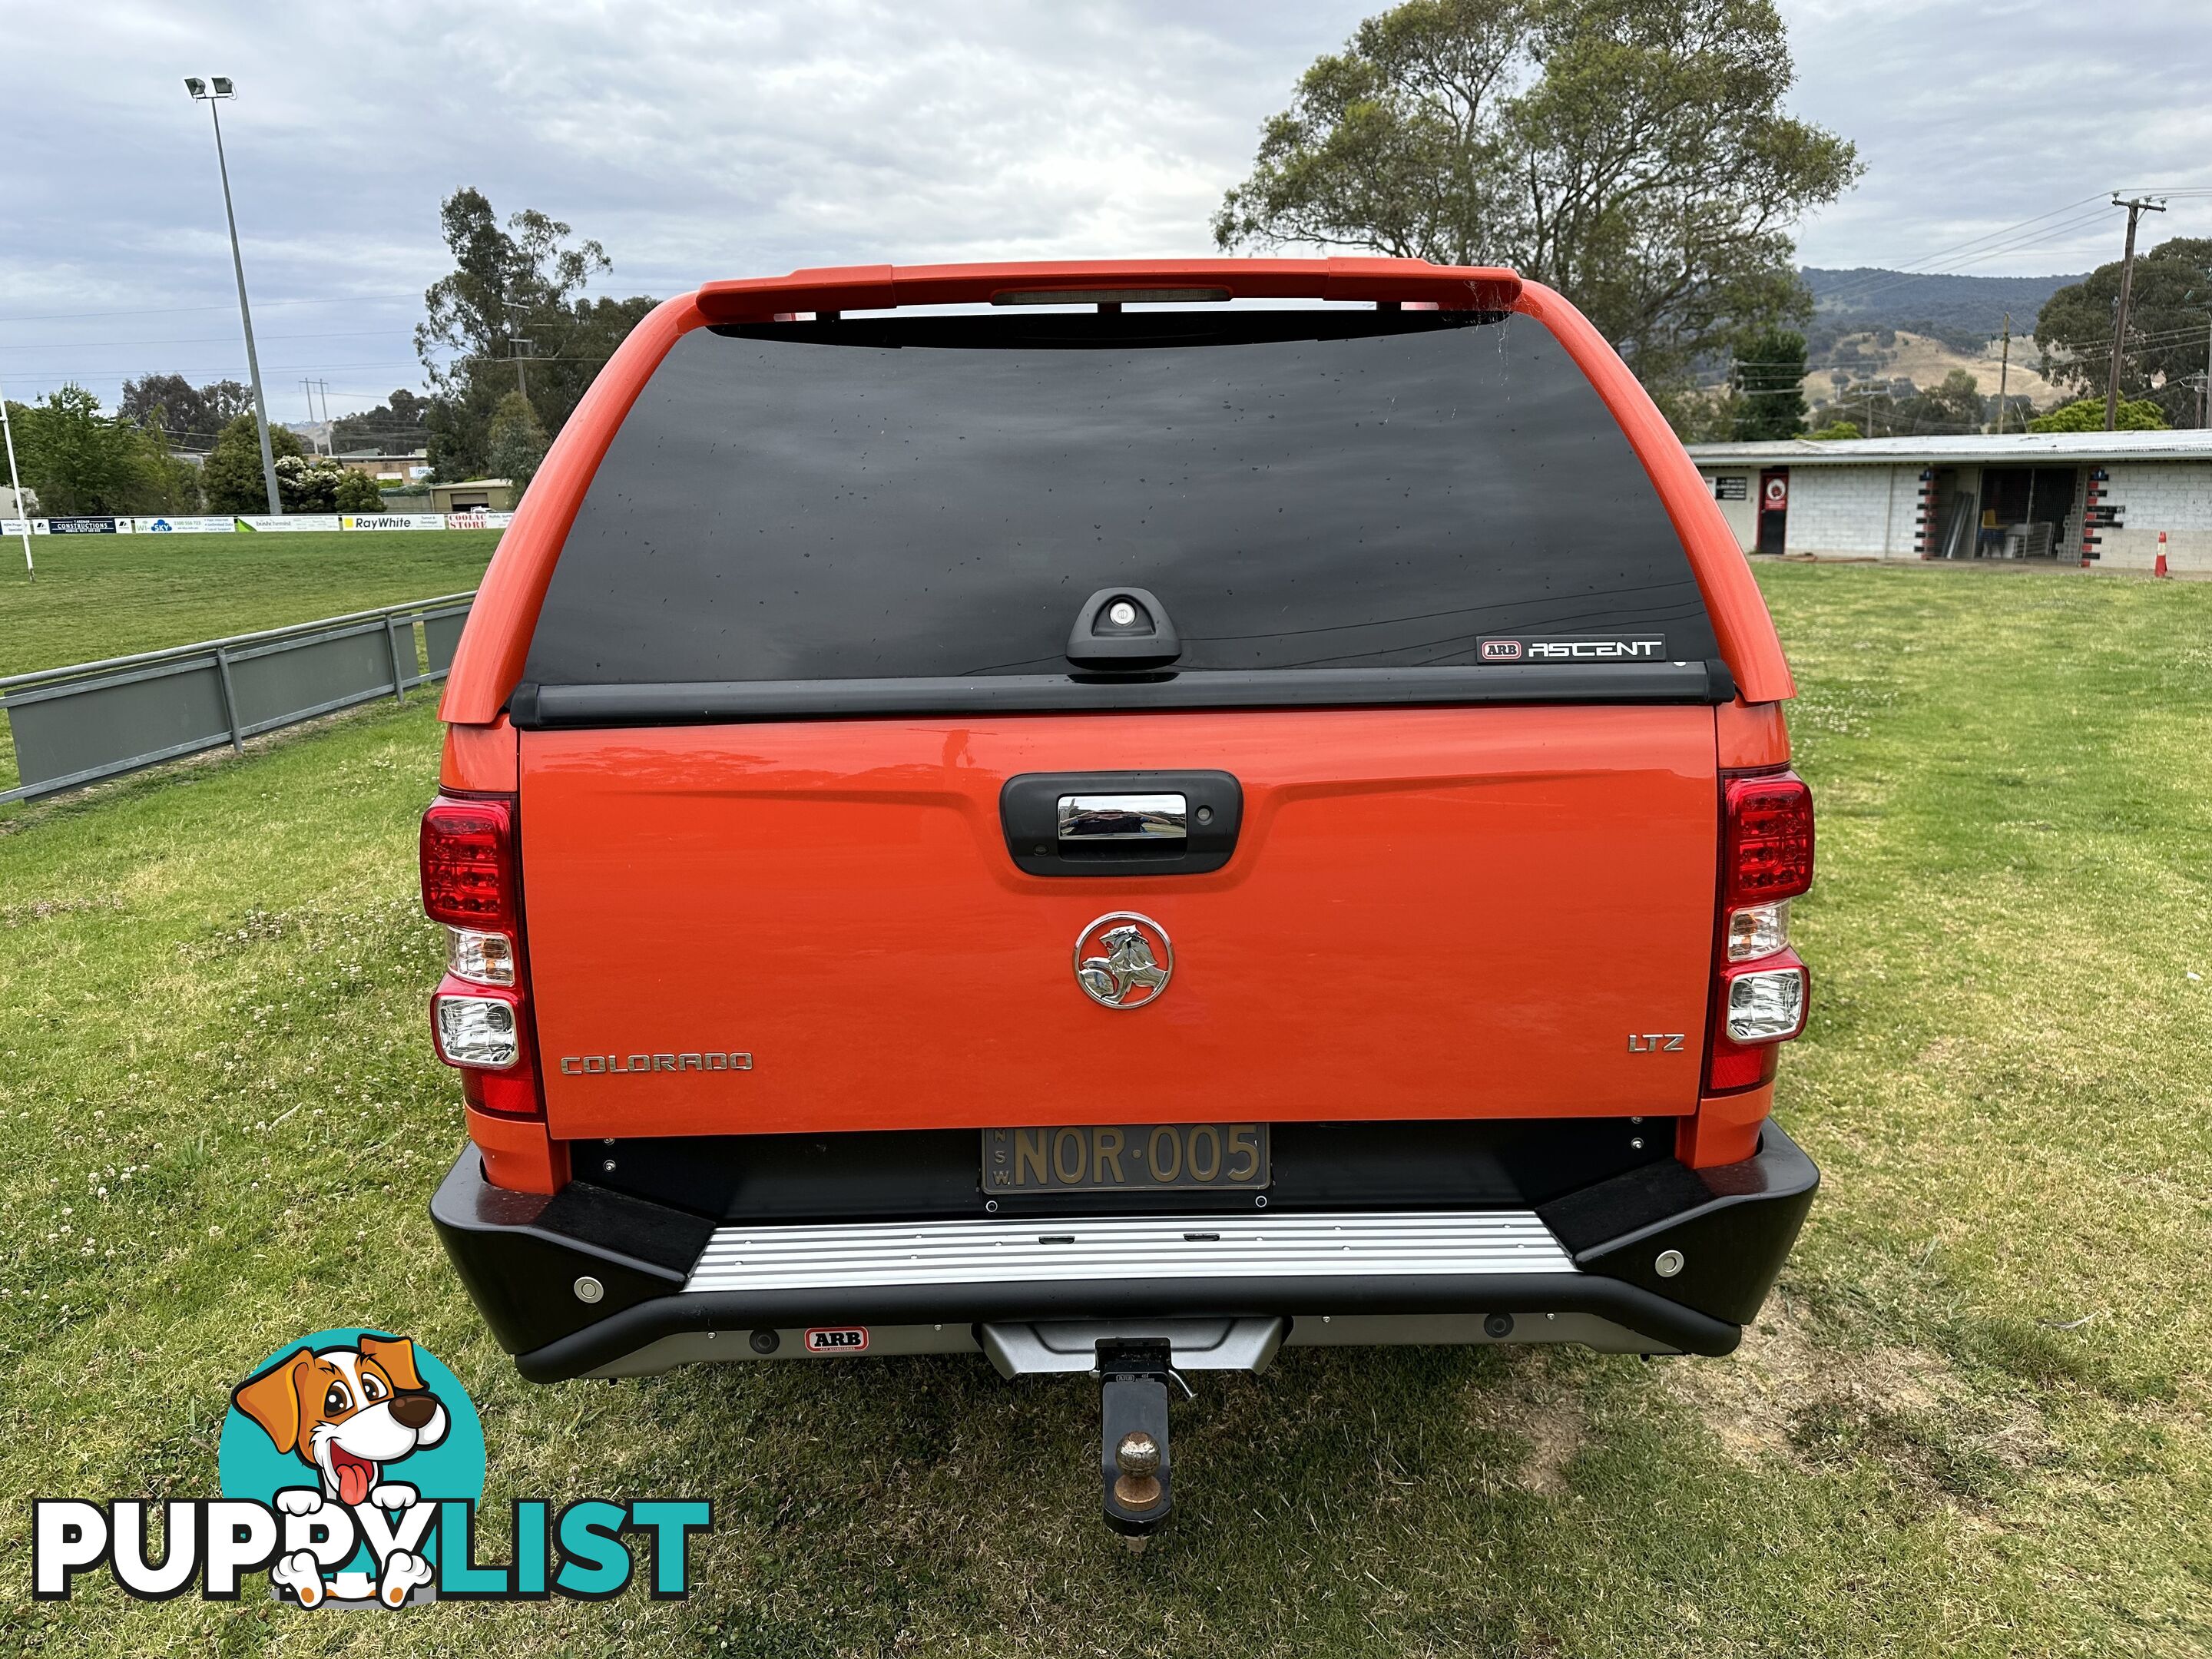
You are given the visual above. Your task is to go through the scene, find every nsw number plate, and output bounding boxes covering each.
[983,1122,1270,1194]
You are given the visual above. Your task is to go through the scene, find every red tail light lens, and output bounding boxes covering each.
[421,796,515,929]
[1723,773,1813,906]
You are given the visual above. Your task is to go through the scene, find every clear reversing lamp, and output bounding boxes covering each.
[1726,967,1806,1044]
[435,995,519,1068]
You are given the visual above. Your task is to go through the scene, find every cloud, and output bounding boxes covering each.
[1779,0,2212,276]
[4,1,2210,416]
[0,2,1373,415]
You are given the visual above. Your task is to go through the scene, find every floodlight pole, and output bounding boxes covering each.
[191,81,283,516]
[0,376,31,580]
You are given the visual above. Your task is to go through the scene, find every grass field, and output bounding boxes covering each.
[3,561,2210,1655]
[0,529,502,679]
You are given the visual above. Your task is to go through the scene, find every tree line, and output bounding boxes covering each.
[5,389,389,516]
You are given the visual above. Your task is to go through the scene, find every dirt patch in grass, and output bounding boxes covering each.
[1464,1352,1588,1496]
[1664,1293,2052,1505]
[1511,1396,1586,1496]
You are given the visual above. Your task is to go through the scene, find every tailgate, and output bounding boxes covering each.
[520,705,1717,1140]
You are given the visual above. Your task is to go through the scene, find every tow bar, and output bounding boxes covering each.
[1098,1339,1177,1545]
[979,1318,1284,1542]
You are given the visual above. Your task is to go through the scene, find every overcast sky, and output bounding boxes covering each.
[8,0,2212,422]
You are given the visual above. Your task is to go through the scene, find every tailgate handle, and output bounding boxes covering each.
[1058,794,1187,842]
[1002,771,1242,877]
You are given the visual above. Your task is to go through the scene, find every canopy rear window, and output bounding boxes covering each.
[519,310,1723,716]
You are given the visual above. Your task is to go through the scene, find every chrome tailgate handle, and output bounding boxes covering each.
[1002,771,1240,876]
[1057,793,1187,842]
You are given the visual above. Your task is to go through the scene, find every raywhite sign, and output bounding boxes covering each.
[342,514,446,531]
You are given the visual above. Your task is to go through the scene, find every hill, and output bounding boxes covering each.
[1803,329,2063,423]
[1801,267,2083,357]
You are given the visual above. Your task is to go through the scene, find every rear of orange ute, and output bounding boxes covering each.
[420,259,1817,1540]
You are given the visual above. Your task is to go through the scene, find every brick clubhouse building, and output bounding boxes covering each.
[1688,431,2212,572]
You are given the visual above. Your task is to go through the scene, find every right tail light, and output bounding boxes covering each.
[1704,770,1813,1092]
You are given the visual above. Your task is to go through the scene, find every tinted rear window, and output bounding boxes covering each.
[524,311,1718,687]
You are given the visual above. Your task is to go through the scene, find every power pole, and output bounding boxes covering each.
[1995,312,2011,434]
[512,338,534,403]
[2104,194,2167,431]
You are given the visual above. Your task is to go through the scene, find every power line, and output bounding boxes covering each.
[1811,193,2114,304]
[1820,208,2117,310]
[1814,179,2212,306]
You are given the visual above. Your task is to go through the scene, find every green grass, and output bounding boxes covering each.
[3,561,2211,1654]
[0,529,501,678]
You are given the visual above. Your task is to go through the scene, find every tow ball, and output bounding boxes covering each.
[1098,1339,1178,1544]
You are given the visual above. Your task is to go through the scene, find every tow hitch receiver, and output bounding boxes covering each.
[1098,1340,1174,1541]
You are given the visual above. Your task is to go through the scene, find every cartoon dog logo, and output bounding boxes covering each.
[230,1333,451,1607]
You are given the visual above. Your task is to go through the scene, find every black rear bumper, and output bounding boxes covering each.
[430,1121,1818,1382]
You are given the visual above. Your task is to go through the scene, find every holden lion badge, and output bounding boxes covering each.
[1074,912,1174,1010]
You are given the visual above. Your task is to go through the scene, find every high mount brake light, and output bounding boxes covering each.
[1704,769,1815,1095]
[421,793,542,1117]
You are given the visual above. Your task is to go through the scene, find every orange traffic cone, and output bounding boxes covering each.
[2156,530,2170,578]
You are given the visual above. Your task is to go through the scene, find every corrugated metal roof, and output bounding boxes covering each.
[1687,431,2212,466]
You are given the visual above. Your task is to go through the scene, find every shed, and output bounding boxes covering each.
[428,478,516,514]
[1687,432,2212,571]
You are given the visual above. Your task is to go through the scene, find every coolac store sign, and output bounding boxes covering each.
[33,1326,710,1608]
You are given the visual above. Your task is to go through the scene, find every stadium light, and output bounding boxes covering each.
[185,75,280,516]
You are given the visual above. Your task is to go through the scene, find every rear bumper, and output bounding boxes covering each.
[430,1121,1818,1382]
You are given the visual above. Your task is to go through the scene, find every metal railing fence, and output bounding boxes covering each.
[0,591,474,803]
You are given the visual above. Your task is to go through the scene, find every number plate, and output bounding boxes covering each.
[982,1123,1270,1194]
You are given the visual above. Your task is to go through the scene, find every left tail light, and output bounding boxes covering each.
[421,793,543,1116]
[1704,770,1814,1093]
